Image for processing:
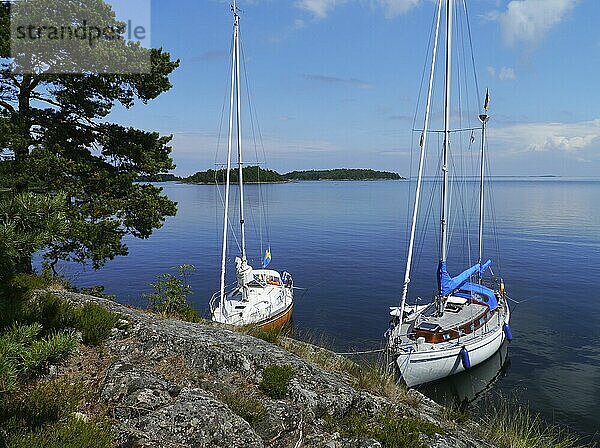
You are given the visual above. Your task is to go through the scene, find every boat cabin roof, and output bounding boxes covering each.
[454,282,498,311]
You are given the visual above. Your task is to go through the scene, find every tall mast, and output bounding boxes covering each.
[219,2,238,305]
[399,0,443,321]
[233,0,247,260]
[478,90,490,283]
[439,0,452,279]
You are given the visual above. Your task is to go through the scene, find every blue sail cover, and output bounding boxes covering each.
[437,260,492,297]
[456,282,498,311]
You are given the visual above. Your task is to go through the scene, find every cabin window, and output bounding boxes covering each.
[470,323,475,331]
[458,329,466,336]
[479,318,485,326]
[235,305,246,310]
[443,333,450,341]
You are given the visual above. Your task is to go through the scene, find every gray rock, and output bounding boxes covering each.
[51,291,498,448]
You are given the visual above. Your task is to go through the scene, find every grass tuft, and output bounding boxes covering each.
[327,407,439,448]
[0,379,83,430]
[438,402,470,425]
[5,416,113,448]
[243,326,282,344]
[259,364,294,399]
[219,390,265,427]
[479,399,591,448]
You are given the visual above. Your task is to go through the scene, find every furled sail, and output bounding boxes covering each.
[438,259,491,296]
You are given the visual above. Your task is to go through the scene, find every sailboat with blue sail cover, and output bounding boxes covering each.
[385,0,512,387]
[209,1,294,330]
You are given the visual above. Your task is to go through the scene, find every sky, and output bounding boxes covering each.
[108,0,600,177]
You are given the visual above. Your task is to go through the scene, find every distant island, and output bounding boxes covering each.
[283,168,403,181]
[140,167,404,184]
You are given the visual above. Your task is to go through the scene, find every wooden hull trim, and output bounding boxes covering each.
[257,303,294,331]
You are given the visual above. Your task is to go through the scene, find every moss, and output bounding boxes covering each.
[219,390,265,427]
[259,365,294,399]
[327,407,440,448]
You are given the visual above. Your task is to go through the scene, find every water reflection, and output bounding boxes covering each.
[420,341,511,409]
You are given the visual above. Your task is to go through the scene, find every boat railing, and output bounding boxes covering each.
[209,282,238,315]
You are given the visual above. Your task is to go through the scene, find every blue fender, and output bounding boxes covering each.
[503,323,513,342]
[460,346,471,370]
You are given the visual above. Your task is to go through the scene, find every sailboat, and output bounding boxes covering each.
[209,2,294,330]
[385,0,512,387]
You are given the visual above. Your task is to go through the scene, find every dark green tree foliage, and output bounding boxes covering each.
[184,167,403,184]
[284,168,402,181]
[185,165,285,184]
[0,0,179,270]
[0,192,68,277]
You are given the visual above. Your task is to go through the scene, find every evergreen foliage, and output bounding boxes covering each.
[0,0,180,271]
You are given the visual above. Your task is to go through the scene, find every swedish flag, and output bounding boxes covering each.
[262,248,271,268]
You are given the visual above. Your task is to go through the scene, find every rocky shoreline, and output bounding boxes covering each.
[50,290,497,448]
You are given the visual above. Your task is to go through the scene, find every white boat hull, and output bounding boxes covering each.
[395,301,510,387]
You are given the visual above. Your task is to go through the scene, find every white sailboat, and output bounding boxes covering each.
[209,2,294,330]
[386,0,512,387]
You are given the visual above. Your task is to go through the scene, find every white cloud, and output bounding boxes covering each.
[294,0,347,19]
[490,119,600,155]
[487,66,496,78]
[489,0,577,47]
[498,66,516,81]
[374,0,422,18]
[294,0,421,19]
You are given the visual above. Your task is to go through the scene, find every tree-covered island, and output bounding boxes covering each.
[181,167,404,184]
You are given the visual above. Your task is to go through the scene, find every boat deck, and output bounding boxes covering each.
[410,298,491,343]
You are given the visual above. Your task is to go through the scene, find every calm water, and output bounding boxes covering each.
[59,179,600,439]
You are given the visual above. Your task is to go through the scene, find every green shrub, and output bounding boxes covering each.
[0,324,77,384]
[327,407,439,448]
[24,293,77,331]
[74,302,120,346]
[5,417,113,448]
[259,365,294,399]
[21,331,78,375]
[0,355,17,392]
[219,390,265,427]
[144,264,200,321]
[0,379,83,429]
[10,275,51,294]
[1,323,43,345]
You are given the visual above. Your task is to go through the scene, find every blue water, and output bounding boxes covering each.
[58,179,600,439]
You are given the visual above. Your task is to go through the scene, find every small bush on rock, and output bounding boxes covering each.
[144,264,201,321]
[259,365,294,399]
[75,302,120,346]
